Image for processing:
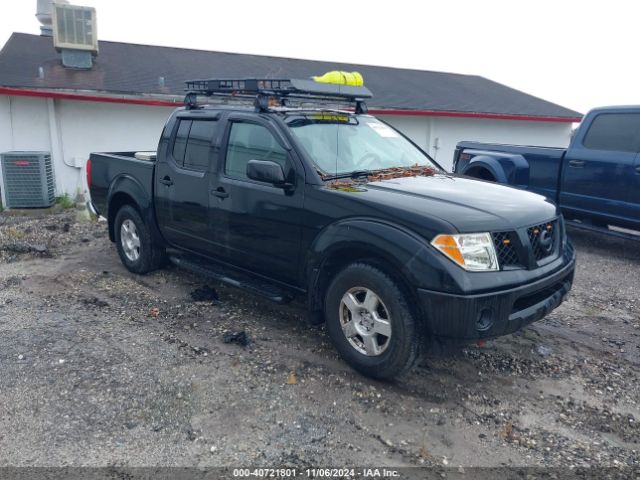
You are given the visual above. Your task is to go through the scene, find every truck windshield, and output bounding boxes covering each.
[285,114,437,176]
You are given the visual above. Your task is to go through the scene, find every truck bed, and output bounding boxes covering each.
[89,151,156,219]
[454,141,566,200]
[456,141,566,160]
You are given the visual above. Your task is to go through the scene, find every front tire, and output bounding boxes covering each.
[324,263,421,380]
[114,205,164,274]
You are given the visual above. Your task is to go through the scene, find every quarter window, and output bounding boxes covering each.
[172,120,191,164]
[583,113,640,153]
[225,123,288,180]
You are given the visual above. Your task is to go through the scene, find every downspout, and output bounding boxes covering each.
[46,98,67,197]
[8,96,15,150]
[430,118,440,161]
[0,97,15,207]
[424,116,432,160]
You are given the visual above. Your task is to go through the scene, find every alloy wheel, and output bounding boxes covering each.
[339,287,392,356]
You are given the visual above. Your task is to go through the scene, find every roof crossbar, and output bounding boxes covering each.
[184,78,372,112]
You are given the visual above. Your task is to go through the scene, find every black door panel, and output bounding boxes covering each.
[155,118,220,255]
[210,117,304,284]
[561,112,640,225]
[631,154,640,227]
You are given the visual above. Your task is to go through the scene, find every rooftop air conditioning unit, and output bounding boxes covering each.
[0,152,56,208]
[52,3,98,54]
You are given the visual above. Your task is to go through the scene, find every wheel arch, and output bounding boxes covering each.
[108,191,140,241]
[306,219,436,325]
[459,153,529,186]
[464,164,497,181]
[106,174,155,243]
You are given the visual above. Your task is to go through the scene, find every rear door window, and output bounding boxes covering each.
[184,120,218,171]
[172,119,218,170]
[583,113,640,153]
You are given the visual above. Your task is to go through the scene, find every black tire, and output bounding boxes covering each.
[114,205,165,274]
[324,262,421,380]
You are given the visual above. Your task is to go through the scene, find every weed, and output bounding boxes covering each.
[56,194,75,209]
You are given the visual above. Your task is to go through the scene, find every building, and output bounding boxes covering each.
[0,31,581,203]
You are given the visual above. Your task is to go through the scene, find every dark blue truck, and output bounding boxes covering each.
[453,106,640,236]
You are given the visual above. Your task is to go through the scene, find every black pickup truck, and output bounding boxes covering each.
[88,78,575,379]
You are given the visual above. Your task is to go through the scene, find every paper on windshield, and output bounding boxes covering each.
[367,122,399,138]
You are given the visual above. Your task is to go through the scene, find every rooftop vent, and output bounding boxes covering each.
[52,3,98,68]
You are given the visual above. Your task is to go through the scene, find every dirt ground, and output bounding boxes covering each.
[0,210,638,474]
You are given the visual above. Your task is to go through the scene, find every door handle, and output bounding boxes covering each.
[159,176,174,186]
[568,160,585,168]
[636,166,640,175]
[212,187,229,199]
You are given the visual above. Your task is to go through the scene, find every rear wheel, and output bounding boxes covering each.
[324,263,421,380]
[114,205,165,274]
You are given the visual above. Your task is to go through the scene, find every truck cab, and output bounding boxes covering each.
[561,106,640,228]
[154,107,305,284]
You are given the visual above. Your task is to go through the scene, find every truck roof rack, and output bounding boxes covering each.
[184,78,372,114]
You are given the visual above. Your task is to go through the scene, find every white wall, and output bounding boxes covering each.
[377,114,432,152]
[0,96,10,206]
[0,96,54,206]
[0,95,574,204]
[4,96,51,150]
[0,96,13,151]
[0,95,174,200]
[381,114,573,171]
[56,100,174,195]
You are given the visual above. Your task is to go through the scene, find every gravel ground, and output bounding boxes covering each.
[0,210,638,474]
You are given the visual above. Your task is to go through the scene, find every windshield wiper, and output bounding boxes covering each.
[322,170,371,181]
[350,170,371,178]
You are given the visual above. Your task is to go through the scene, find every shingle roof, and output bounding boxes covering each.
[0,33,581,119]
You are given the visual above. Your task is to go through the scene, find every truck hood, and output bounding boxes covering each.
[364,174,558,232]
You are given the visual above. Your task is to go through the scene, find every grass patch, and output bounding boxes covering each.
[56,194,75,209]
[5,227,25,240]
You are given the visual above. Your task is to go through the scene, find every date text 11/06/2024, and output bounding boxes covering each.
[232,468,401,478]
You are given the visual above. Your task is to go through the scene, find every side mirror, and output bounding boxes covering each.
[246,160,287,187]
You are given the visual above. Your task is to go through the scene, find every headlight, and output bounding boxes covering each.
[431,233,499,271]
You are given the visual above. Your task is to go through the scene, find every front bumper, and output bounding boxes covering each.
[417,252,575,340]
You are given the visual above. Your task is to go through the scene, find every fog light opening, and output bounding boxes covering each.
[476,308,494,332]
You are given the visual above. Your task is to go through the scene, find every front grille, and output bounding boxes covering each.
[528,220,557,261]
[492,231,520,268]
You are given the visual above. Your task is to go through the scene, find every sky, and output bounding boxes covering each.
[1,0,639,115]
